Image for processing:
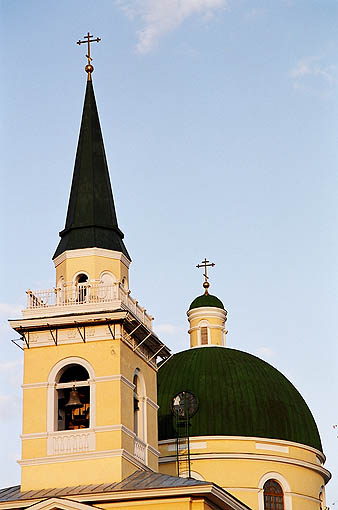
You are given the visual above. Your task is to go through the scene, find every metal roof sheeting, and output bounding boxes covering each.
[0,470,208,502]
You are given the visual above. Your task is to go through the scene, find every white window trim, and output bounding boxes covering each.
[133,368,147,444]
[258,472,292,510]
[47,357,96,433]
[197,320,210,346]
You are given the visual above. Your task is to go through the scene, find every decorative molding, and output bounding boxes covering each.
[291,492,320,503]
[21,432,48,440]
[258,472,292,510]
[147,444,160,457]
[256,442,289,453]
[145,396,159,410]
[158,435,326,463]
[226,487,260,493]
[18,497,96,510]
[22,382,48,389]
[187,307,227,321]
[18,449,125,466]
[168,441,207,451]
[0,485,249,510]
[53,248,131,269]
[94,424,136,439]
[94,374,135,390]
[18,447,149,468]
[47,430,95,456]
[159,452,331,483]
[189,324,224,333]
[21,424,136,441]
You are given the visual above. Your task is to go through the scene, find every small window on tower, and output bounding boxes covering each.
[75,274,89,303]
[201,327,208,345]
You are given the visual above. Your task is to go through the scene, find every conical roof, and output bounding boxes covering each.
[53,80,130,260]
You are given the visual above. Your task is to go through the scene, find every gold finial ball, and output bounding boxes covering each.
[85,64,94,74]
[203,281,210,290]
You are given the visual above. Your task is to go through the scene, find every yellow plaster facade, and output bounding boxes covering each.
[188,306,227,347]
[158,435,330,510]
[54,248,130,291]
[14,247,164,490]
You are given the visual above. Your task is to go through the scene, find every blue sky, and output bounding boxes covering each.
[1,0,338,504]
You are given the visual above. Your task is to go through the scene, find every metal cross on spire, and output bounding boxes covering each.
[77,32,101,80]
[196,258,215,295]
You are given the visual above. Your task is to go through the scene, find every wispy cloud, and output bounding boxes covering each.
[290,56,337,95]
[0,303,23,317]
[0,360,23,387]
[116,0,228,54]
[0,360,23,373]
[0,394,21,421]
[255,346,274,360]
[155,323,185,335]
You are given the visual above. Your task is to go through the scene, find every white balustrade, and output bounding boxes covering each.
[47,430,95,456]
[25,282,153,330]
[134,437,147,464]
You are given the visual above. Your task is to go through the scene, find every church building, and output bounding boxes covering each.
[0,36,330,510]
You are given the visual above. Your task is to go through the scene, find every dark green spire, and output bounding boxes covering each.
[53,80,130,260]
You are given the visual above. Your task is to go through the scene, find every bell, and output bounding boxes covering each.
[65,385,82,408]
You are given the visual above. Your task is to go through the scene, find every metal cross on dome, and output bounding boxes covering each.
[196,258,215,294]
[77,32,101,79]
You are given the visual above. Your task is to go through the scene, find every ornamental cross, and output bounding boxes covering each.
[196,258,215,294]
[77,32,101,79]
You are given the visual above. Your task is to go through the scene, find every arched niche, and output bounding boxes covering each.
[47,357,96,433]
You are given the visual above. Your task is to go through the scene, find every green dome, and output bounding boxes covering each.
[158,346,322,451]
[189,293,224,310]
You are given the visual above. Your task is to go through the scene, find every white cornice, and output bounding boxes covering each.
[146,397,159,410]
[22,374,135,391]
[18,448,150,470]
[21,424,136,441]
[158,435,326,463]
[19,498,95,510]
[53,248,131,269]
[10,310,128,330]
[158,452,331,483]
[187,307,227,320]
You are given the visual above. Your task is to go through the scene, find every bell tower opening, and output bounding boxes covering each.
[75,273,89,303]
[56,364,90,431]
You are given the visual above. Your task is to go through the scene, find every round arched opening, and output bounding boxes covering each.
[263,479,284,510]
[56,364,90,431]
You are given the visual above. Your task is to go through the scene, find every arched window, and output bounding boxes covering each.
[56,364,90,431]
[133,373,140,436]
[132,369,146,441]
[264,480,284,510]
[99,272,116,301]
[56,277,65,305]
[198,320,209,345]
[319,485,325,510]
[75,273,89,303]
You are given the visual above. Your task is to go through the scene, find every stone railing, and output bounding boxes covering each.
[25,282,153,330]
[47,429,95,456]
[134,437,147,464]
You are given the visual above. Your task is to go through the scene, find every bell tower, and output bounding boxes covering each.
[9,36,170,491]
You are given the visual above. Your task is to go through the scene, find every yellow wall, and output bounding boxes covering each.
[187,307,227,348]
[99,497,218,510]
[20,322,158,490]
[159,436,328,510]
[55,251,129,289]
